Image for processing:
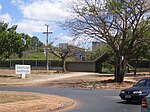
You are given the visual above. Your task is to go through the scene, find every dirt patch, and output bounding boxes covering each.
[0,69,149,89]
[0,69,56,85]
[36,75,132,89]
[36,73,150,89]
[0,91,75,112]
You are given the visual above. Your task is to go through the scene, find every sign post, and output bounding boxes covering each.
[15,65,31,78]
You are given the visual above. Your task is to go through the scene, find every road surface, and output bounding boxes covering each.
[0,86,141,112]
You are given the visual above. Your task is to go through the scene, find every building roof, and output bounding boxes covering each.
[94,53,109,63]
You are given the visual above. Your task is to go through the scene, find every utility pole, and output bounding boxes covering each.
[43,24,52,70]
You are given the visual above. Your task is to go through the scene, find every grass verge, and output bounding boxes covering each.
[0,93,40,104]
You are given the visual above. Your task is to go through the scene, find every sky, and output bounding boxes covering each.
[0,0,75,45]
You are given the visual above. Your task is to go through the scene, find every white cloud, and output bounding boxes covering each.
[11,0,25,6]
[12,0,72,22]
[10,0,74,38]
[0,4,12,23]
[23,1,70,21]
[53,33,73,44]
[0,4,2,11]
[16,19,56,34]
[0,13,12,23]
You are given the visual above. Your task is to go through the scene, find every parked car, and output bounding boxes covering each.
[119,78,150,103]
[141,94,150,112]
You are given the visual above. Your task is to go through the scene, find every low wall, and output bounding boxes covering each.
[66,61,96,72]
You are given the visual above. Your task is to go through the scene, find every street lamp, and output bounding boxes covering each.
[43,24,52,70]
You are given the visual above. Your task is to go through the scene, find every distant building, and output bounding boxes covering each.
[59,43,85,61]
[92,41,104,51]
[74,49,85,61]
[59,43,68,50]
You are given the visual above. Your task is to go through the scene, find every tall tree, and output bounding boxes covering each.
[31,36,43,51]
[65,0,150,82]
[0,21,31,60]
[49,43,85,72]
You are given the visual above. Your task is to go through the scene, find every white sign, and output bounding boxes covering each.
[15,65,31,78]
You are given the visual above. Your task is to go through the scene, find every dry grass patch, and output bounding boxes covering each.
[0,69,56,84]
[0,92,75,112]
[0,93,40,104]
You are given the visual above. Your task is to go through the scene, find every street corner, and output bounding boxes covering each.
[0,91,76,112]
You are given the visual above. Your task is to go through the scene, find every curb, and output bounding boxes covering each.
[44,101,75,112]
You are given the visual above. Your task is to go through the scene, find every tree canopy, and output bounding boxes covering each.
[65,0,150,82]
[31,36,44,51]
[0,21,31,60]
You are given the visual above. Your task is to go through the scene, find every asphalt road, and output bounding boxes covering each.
[0,86,141,112]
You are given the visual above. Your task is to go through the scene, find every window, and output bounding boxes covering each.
[146,80,150,86]
[136,80,146,86]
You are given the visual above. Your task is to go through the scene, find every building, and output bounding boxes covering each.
[92,41,104,51]
[59,43,85,61]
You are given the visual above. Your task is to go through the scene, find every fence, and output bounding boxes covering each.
[129,60,150,68]
[0,60,149,72]
[0,60,62,70]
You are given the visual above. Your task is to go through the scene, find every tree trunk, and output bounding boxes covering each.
[114,55,127,82]
[134,60,137,76]
[127,66,130,73]
[149,59,150,73]
[62,58,66,72]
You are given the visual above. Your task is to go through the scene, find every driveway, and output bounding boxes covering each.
[0,86,141,112]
